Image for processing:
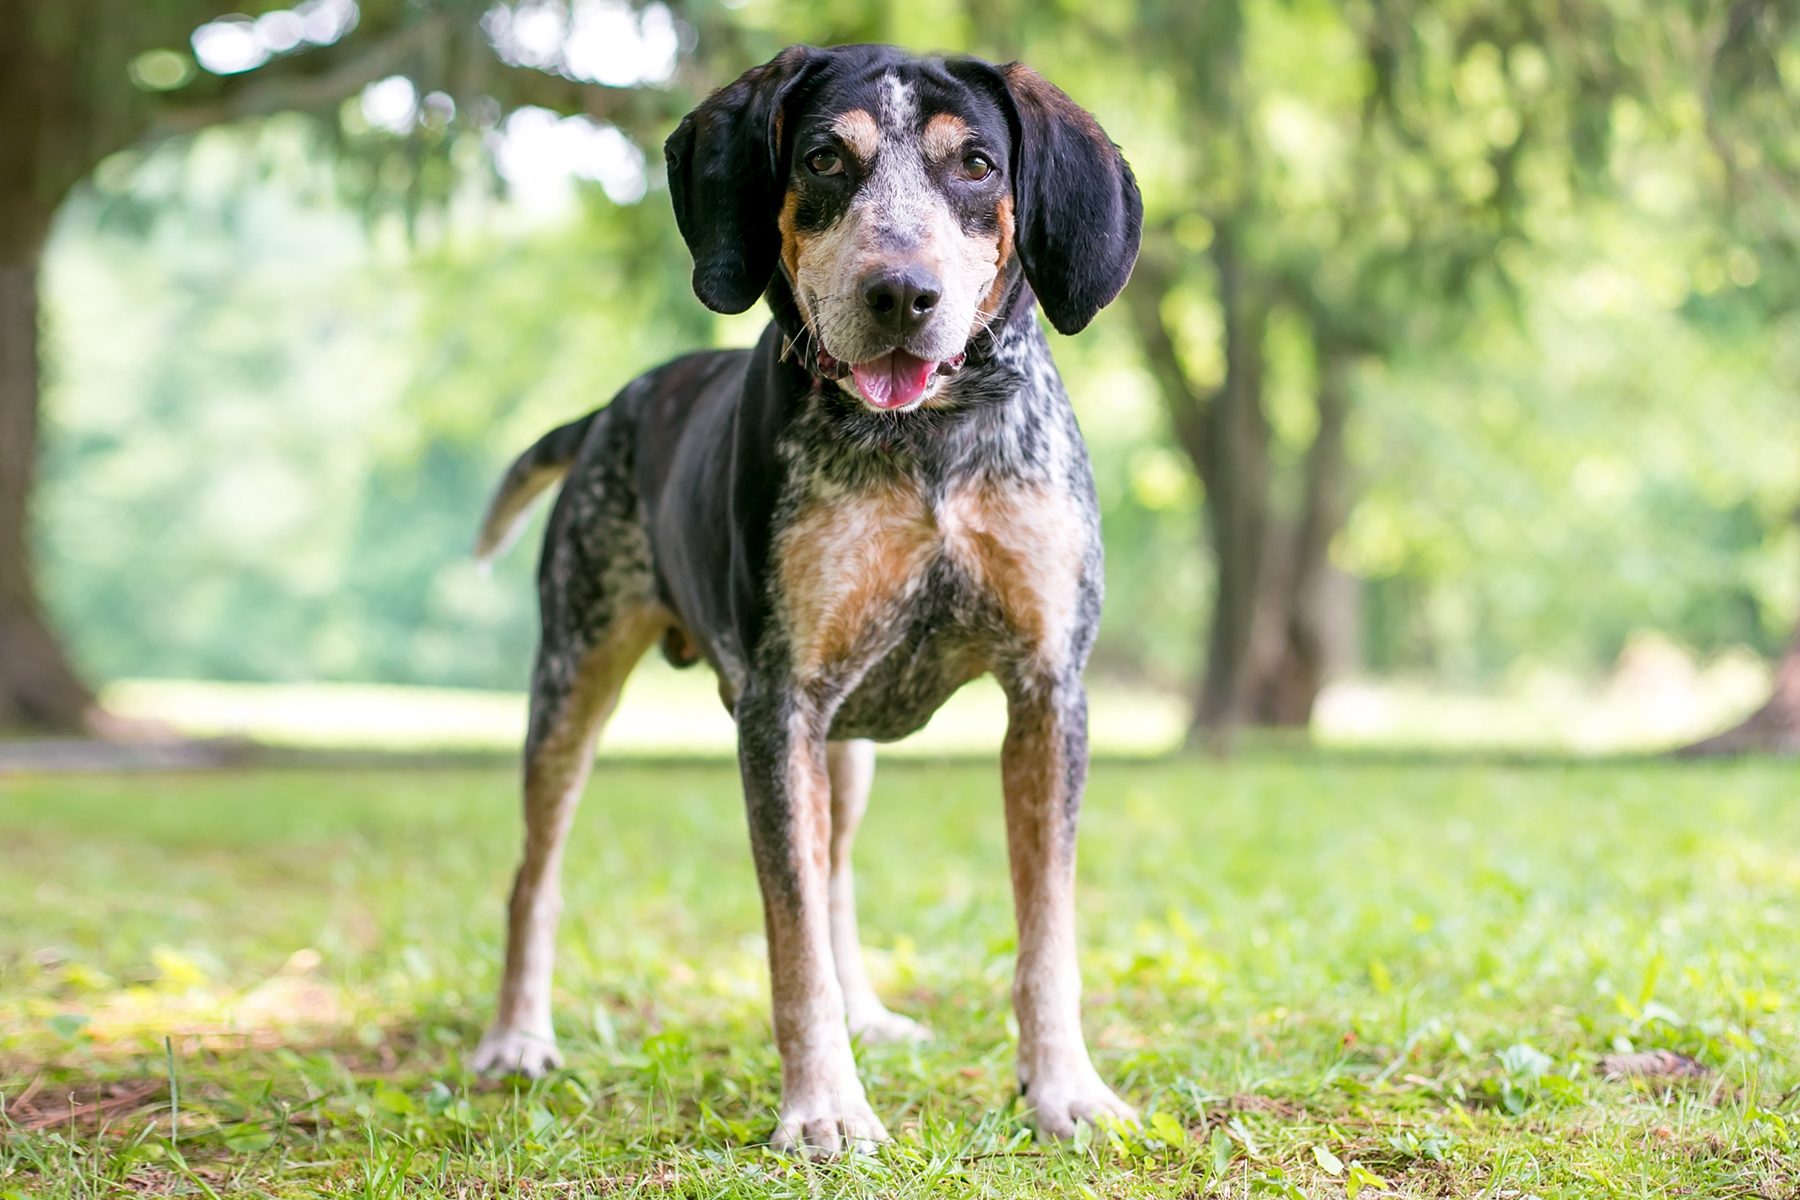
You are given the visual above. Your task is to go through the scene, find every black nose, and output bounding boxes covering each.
[860,266,942,334]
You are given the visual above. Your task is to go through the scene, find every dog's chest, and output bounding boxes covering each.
[774,473,1090,737]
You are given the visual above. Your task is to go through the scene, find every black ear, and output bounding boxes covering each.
[974,63,1143,335]
[664,46,824,314]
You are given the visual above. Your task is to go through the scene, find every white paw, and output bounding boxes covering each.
[469,1027,562,1078]
[1022,1062,1136,1140]
[771,1094,889,1158]
[848,1005,932,1045]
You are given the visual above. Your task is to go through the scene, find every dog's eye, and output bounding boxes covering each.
[960,152,994,181]
[805,149,844,177]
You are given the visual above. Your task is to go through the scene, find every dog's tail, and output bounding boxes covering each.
[473,411,599,566]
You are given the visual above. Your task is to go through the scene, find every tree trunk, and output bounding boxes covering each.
[0,198,96,733]
[1125,227,1364,742]
[1677,619,1800,757]
[1123,222,1273,744]
[1250,335,1355,726]
[1184,223,1272,739]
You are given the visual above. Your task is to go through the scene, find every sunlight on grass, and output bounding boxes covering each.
[4,761,1799,1196]
[101,647,1767,756]
[104,665,1190,757]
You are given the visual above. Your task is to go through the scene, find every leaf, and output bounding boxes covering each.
[1251,1169,1306,1199]
[1499,1042,1553,1081]
[1346,1162,1390,1200]
[371,1084,414,1116]
[423,1081,454,1117]
[1313,1144,1345,1176]
[1211,1126,1235,1176]
[1149,1111,1187,1146]
[48,1013,90,1039]
[222,1125,274,1153]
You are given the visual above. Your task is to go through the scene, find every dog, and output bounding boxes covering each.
[468,43,1143,1156]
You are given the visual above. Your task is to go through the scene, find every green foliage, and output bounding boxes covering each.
[40,121,709,689]
[5,758,1800,1194]
[24,0,1800,693]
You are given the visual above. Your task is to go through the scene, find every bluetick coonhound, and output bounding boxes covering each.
[468,43,1143,1156]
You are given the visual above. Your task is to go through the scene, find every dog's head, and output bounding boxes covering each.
[666,45,1142,413]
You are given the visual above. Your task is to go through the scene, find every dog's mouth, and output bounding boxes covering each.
[814,350,969,410]
[849,350,939,410]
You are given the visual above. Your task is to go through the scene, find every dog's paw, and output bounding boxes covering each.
[469,1027,562,1078]
[849,1005,932,1045]
[770,1096,889,1159]
[1022,1065,1136,1140]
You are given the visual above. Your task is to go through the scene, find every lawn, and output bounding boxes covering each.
[3,757,1798,1197]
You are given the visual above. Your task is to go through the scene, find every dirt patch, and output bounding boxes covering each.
[1597,1050,1710,1081]
[1189,1092,1308,1131]
[4,1074,164,1131]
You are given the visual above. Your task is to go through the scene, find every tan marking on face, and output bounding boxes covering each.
[942,480,1088,665]
[977,193,1016,329]
[777,485,938,677]
[922,112,971,161]
[831,107,881,163]
[778,186,807,308]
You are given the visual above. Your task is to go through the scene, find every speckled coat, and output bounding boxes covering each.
[467,43,1143,1156]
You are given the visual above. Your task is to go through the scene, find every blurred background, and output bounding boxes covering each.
[4,0,1798,759]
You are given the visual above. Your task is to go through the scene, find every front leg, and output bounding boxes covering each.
[1001,676,1135,1138]
[738,689,887,1157]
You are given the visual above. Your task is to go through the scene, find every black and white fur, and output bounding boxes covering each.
[468,43,1142,1157]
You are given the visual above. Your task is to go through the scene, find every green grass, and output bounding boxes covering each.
[3,757,1799,1196]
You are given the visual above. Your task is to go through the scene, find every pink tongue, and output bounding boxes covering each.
[851,351,938,409]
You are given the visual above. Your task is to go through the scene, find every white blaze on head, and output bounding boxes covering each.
[879,72,918,130]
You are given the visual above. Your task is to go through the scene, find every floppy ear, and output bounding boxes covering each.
[983,63,1143,335]
[664,46,824,314]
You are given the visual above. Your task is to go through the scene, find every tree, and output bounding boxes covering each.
[0,0,690,732]
[1673,0,1800,755]
[1108,0,1575,740]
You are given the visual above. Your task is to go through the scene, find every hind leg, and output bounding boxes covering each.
[471,601,666,1076]
[826,739,930,1044]
[473,408,666,1078]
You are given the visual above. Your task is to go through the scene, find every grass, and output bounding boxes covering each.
[3,756,1799,1196]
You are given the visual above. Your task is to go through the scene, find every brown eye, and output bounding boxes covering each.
[805,149,843,177]
[961,152,994,181]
